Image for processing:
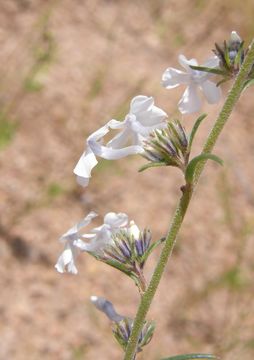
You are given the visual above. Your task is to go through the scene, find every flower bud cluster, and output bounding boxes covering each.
[91,296,155,353]
[214,31,245,78]
[103,227,151,270]
[101,224,153,293]
[142,120,189,171]
[113,318,155,353]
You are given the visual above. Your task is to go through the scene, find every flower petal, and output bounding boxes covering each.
[178,54,198,71]
[55,244,78,274]
[104,212,129,228]
[73,146,98,187]
[60,211,98,241]
[131,117,166,137]
[162,67,190,88]
[86,118,144,160]
[106,127,134,149]
[128,220,140,240]
[203,55,220,68]
[75,224,113,253]
[89,136,143,160]
[178,84,201,114]
[130,95,154,114]
[60,211,98,242]
[201,80,221,104]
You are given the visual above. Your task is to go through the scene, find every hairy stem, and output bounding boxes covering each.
[124,39,254,360]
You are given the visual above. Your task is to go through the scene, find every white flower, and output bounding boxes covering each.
[74,212,129,254]
[74,95,167,186]
[162,54,221,114]
[55,212,129,274]
[55,211,97,274]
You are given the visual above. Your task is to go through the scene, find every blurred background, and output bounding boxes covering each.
[0,0,254,359]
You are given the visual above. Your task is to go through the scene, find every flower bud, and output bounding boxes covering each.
[103,227,152,268]
[142,120,189,171]
[134,229,151,259]
[90,296,124,322]
[112,318,155,353]
[214,30,245,78]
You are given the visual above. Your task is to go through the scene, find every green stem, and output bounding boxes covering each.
[124,39,254,360]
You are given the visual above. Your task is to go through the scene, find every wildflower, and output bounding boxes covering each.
[55,212,128,274]
[74,212,129,254]
[74,95,167,186]
[162,54,221,114]
[55,211,97,274]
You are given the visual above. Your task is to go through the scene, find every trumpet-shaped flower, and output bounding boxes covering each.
[74,212,129,254]
[162,55,221,114]
[55,211,128,274]
[55,211,97,274]
[74,95,167,186]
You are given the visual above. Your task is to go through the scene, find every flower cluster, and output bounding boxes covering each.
[55,210,160,293]
[91,296,155,353]
[55,211,129,274]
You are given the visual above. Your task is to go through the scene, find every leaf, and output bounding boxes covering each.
[242,78,254,91]
[185,153,223,184]
[216,77,230,87]
[138,162,168,172]
[160,353,218,360]
[188,114,207,152]
[189,65,226,76]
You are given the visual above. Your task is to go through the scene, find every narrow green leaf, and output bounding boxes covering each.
[188,113,207,151]
[189,65,226,76]
[160,353,218,360]
[185,153,223,184]
[138,162,168,172]
[216,77,230,87]
[242,78,254,91]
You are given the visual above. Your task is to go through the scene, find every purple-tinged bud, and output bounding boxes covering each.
[112,318,155,353]
[118,239,132,259]
[90,296,124,322]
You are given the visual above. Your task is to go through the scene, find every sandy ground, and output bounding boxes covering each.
[0,1,254,359]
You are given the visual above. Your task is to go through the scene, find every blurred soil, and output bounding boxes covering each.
[0,0,254,359]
